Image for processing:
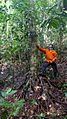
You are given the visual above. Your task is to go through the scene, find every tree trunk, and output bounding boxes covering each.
[30,30,38,77]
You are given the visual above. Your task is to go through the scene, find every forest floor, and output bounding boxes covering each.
[0,59,67,119]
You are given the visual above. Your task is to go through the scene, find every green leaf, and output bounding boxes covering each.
[61,115,67,119]
[7,90,17,96]
[1,88,17,97]
[10,107,21,116]
[0,103,12,108]
[0,97,5,102]
[37,113,46,118]
[49,18,60,29]
[63,84,67,87]
[6,88,12,93]
[14,99,25,106]
[30,100,38,105]
[1,92,7,97]
[64,93,67,97]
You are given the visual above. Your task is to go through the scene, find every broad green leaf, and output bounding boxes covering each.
[1,92,7,97]
[49,18,60,29]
